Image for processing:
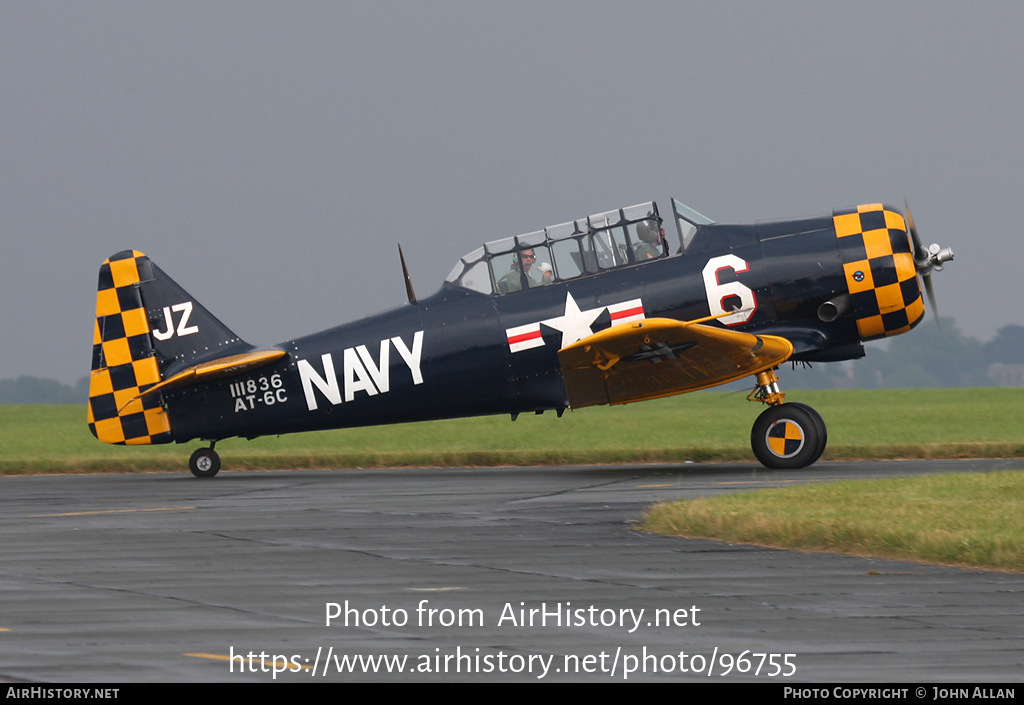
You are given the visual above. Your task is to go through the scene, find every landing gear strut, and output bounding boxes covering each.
[748,369,827,469]
[189,443,221,478]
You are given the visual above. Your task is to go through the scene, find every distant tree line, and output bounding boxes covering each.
[2,321,1022,402]
[0,376,89,404]
[787,321,1024,389]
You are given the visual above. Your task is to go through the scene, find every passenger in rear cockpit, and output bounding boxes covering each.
[498,249,535,293]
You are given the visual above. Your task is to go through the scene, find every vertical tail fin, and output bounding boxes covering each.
[87,250,254,445]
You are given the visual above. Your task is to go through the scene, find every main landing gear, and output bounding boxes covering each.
[748,369,827,470]
[189,443,221,478]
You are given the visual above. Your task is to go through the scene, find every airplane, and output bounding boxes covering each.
[86,197,953,477]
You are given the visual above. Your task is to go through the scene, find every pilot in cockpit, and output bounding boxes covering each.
[634,220,666,260]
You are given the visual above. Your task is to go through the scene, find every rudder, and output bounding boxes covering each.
[89,250,173,444]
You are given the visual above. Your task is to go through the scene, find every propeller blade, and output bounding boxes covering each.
[904,197,941,328]
[923,272,940,329]
[903,197,925,261]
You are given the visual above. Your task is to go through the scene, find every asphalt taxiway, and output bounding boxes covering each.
[1,459,1022,682]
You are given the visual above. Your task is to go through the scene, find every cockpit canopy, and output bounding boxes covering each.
[445,199,714,295]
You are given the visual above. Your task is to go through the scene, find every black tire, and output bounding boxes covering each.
[189,448,221,478]
[787,401,828,465]
[751,403,824,470]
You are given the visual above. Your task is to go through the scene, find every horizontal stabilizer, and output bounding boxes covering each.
[558,317,793,408]
[122,349,287,410]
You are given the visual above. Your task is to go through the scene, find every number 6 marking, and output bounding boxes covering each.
[702,254,758,326]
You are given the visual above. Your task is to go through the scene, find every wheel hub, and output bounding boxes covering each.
[766,419,805,458]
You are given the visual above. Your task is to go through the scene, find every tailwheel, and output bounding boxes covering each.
[751,403,826,470]
[189,445,221,478]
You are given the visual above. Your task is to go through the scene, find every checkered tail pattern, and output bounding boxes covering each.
[88,250,174,445]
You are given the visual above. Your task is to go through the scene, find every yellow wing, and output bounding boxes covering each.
[558,317,793,408]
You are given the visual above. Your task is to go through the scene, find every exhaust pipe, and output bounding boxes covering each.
[817,294,850,323]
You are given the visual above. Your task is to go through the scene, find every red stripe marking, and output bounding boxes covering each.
[508,330,542,345]
[610,306,644,320]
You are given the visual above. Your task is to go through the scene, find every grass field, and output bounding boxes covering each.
[5,389,1022,572]
[1,388,1022,473]
[643,471,1024,572]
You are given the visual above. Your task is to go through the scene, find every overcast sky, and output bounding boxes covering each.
[2,1,1022,383]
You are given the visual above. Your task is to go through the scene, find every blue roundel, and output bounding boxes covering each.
[853,270,865,282]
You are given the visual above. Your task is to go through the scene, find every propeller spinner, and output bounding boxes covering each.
[904,199,954,324]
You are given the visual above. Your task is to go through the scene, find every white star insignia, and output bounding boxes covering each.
[541,292,606,349]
